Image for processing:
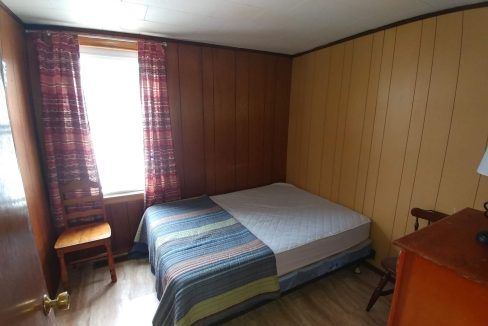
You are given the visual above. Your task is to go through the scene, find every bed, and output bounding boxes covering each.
[135,183,371,326]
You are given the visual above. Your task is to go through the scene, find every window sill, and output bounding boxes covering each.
[103,191,144,205]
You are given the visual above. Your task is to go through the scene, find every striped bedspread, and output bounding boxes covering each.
[136,196,280,326]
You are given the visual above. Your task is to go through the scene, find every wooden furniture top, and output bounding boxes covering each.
[54,222,111,249]
[394,208,488,286]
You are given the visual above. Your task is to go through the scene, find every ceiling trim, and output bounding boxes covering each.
[294,1,488,57]
[24,24,292,58]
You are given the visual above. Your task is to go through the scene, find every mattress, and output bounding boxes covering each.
[211,183,371,275]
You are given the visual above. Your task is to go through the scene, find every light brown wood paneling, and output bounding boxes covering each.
[353,31,384,213]
[306,48,329,194]
[318,44,345,199]
[331,41,353,202]
[408,12,463,233]
[388,18,436,256]
[338,35,373,208]
[362,28,396,218]
[287,7,488,267]
[372,21,422,263]
[436,8,488,213]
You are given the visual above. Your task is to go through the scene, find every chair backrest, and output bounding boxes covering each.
[59,179,106,229]
[410,208,448,231]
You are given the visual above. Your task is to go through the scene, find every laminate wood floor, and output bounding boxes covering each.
[56,259,391,326]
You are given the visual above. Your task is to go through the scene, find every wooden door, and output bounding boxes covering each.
[0,61,55,325]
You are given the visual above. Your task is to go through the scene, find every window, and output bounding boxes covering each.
[79,45,144,195]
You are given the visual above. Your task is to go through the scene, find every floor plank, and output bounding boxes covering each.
[56,259,390,325]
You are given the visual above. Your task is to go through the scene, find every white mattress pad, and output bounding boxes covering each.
[211,183,371,275]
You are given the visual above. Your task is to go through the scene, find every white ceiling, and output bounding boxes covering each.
[4,0,484,54]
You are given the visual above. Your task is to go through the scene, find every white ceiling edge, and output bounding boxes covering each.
[4,0,486,55]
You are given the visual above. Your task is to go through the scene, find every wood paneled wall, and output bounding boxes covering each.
[287,7,488,266]
[0,9,58,295]
[166,42,291,198]
[95,43,291,261]
[23,28,291,291]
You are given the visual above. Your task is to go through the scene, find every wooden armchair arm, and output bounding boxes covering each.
[411,208,449,231]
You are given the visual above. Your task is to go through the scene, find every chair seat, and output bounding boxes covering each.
[55,222,111,249]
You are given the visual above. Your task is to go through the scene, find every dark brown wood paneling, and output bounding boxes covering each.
[127,199,145,241]
[235,52,250,190]
[3,9,59,296]
[166,42,185,195]
[106,203,130,253]
[172,45,290,197]
[202,47,217,195]
[248,53,267,188]
[263,55,277,185]
[272,56,292,182]
[178,44,206,197]
[213,48,236,194]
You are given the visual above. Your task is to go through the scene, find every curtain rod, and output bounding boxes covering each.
[25,29,167,47]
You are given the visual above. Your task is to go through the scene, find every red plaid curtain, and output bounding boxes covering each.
[34,32,102,229]
[138,41,180,208]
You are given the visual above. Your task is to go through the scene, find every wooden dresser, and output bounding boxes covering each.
[388,208,488,326]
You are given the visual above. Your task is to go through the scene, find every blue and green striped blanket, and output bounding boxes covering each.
[136,196,280,326]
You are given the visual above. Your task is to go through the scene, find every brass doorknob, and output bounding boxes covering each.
[42,291,70,315]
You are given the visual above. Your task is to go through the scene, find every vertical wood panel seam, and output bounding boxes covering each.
[247,55,252,188]
[263,56,269,184]
[359,33,386,213]
[199,46,207,193]
[316,51,330,195]
[176,44,186,194]
[306,53,318,189]
[388,24,424,254]
[212,49,217,193]
[434,12,465,209]
[337,43,354,200]
[269,58,277,181]
[318,50,334,196]
[338,41,355,200]
[233,50,237,189]
[371,29,398,216]
[405,18,438,235]
[351,37,374,207]
[329,45,347,196]
[246,54,250,186]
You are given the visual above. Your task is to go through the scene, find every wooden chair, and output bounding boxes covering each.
[365,208,448,311]
[54,180,117,292]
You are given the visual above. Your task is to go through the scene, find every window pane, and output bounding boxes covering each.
[80,46,144,195]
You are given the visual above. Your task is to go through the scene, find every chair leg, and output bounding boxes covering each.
[366,271,392,311]
[105,240,117,283]
[57,251,70,292]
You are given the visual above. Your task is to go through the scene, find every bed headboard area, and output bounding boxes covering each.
[287,7,488,267]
